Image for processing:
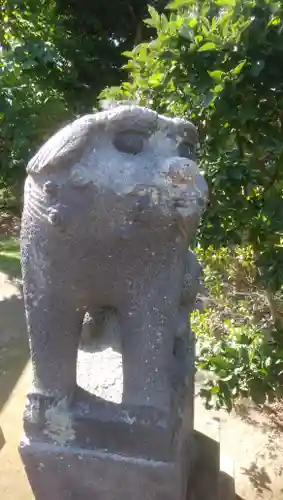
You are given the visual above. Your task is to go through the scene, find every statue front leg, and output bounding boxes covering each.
[22,261,83,403]
[119,281,180,412]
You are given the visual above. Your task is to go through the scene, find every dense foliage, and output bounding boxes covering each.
[192,245,283,410]
[56,0,168,108]
[0,1,68,205]
[0,0,166,208]
[101,0,283,409]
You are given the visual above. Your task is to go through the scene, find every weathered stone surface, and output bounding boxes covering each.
[20,438,190,500]
[19,104,207,499]
[20,335,195,498]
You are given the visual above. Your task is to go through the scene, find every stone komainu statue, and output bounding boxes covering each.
[21,105,207,413]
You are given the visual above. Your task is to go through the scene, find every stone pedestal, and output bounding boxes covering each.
[19,334,195,500]
[19,397,193,500]
[20,438,190,500]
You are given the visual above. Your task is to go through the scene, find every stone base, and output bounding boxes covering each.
[19,437,191,500]
[19,328,195,499]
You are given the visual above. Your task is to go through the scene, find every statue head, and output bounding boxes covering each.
[27,105,207,226]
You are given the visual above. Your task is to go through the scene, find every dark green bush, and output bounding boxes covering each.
[101,0,283,409]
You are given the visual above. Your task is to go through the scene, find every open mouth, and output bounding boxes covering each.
[173,193,205,215]
[173,197,188,208]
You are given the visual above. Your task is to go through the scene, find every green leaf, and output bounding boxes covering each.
[215,0,236,5]
[148,6,160,26]
[167,0,194,9]
[230,60,247,76]
[211,385,220,393]
[148,73,163,86]
[160,14,169,31]
[122,51,134,59]
[208,70,225,82]
[198,42,217,52]
[250,60,265,77]
[188,18,198,29]
[214,83,224,93]
[268,17,281,26]
[195,35,204,44]
[219,11,232,31]
[209,355,232,370]
[212,17,218,31]
[145,6,160,28]
[179,24,194,41]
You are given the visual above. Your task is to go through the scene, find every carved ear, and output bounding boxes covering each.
[27,114,99,175]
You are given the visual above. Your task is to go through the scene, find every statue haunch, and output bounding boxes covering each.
[21,105,207,412]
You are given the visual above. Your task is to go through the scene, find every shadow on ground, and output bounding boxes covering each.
[0,237,21,281]
[191,431,243,500]
[0,246,20,283]
[235,402,272,434]
[0,294,29,412]
[0,254,21,280]
[241,463,272,496]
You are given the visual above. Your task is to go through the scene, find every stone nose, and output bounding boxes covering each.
[167,157,199,185]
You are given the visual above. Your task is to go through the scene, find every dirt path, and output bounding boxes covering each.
[0,273,32,499]
[0,272,283,499]
[195,390,283,499]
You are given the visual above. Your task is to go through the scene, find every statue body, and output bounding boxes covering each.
[21,105,207,414]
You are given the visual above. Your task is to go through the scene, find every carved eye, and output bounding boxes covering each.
[178,142,195,160]
[113,131,144,155]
